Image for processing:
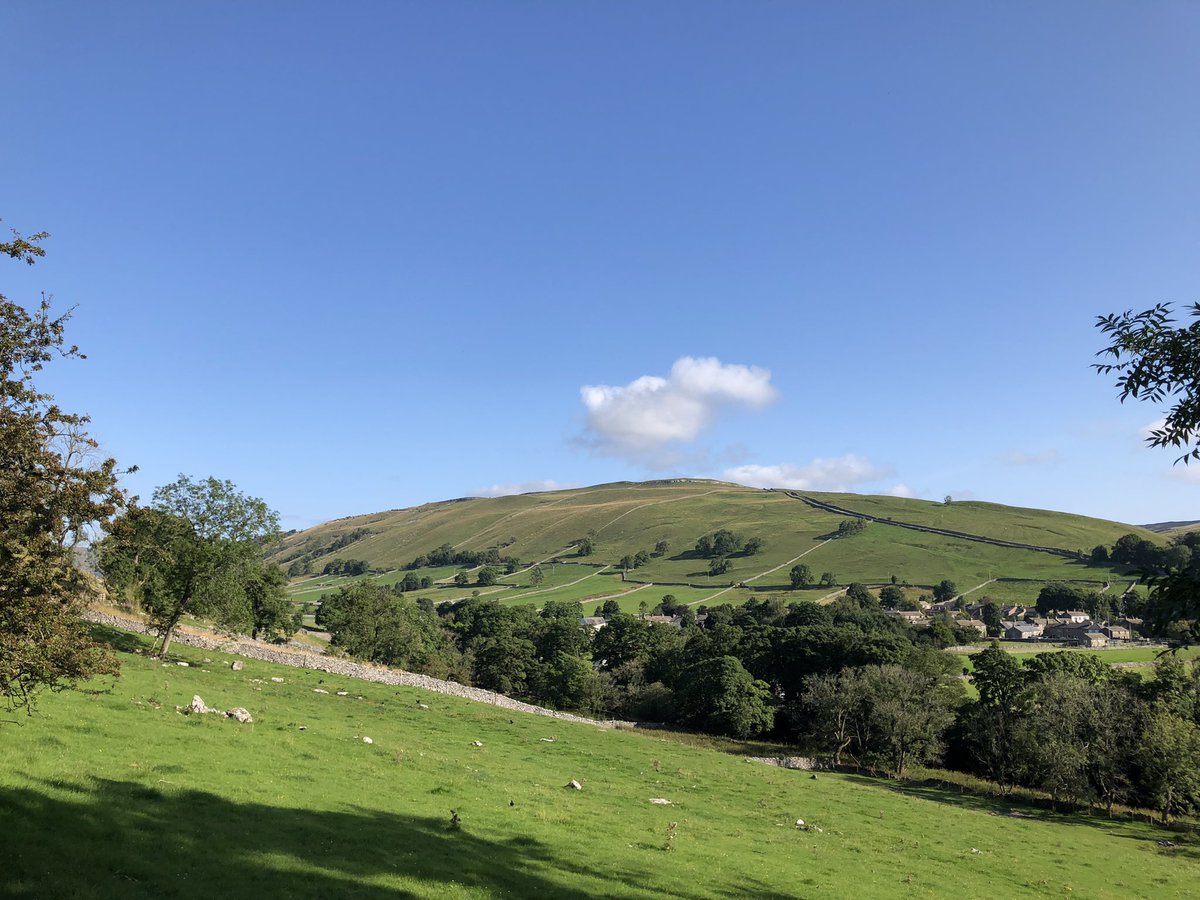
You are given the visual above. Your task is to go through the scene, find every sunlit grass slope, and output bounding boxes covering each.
[271,481,1157,611]
[2,629,1197,899]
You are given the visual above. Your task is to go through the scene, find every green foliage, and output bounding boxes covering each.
[675,655,775,739]
[1095,302,1200,462]
[476,566,499,586]
[100,475,283,656]
[802,665,961,775]
[931,580,958,604]
[317,582,461,678]
[528,565,544,587]
[789,564,812,589]
[1139,709,1200,823]
[1,229,124,710]
[836,518,867,537]
[708,557,730,576]
[878,585,905,608]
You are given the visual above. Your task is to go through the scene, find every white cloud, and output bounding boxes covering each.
[1168,466,1200,484]
[579,357,777,464]
[474,479,579,498]
[1003,449,1060,466]
[1139,418,1167,440]
[722,455,894,491]
[883,483,916,498]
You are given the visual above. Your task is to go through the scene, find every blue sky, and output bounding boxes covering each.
[4,2,1199,529]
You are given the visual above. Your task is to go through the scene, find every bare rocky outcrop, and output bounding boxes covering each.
[84,609,633,729]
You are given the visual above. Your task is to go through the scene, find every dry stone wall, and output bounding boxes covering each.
[83,609,631,730]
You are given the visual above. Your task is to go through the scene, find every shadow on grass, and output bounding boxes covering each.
[87,622,152,654]
[837,773,1200,859]
[1,776,731,898]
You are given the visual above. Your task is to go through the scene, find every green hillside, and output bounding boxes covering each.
[4,630,1197,898]
[272,481,1158,611]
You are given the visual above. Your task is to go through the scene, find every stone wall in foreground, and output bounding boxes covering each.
[83,609,632,730]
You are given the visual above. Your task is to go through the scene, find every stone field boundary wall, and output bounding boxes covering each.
[83,609,632,730]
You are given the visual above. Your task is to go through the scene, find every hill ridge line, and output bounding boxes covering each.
[782,492,1081,559]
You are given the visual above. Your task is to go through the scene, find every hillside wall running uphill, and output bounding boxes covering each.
[83,609,633,730]
[785,493,1081,559]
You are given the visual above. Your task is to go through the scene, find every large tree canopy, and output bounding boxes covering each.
[101,475,289,655]
[1,227,126,711]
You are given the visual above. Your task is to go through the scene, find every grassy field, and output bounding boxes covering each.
[268,482,1153,598]
[3,628,1198,898]
[955,643,1200,672]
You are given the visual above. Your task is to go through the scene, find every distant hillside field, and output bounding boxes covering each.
[272,480,1160,611]
[4,629,1197,898]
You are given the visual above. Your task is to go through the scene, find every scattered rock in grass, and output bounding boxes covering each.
[1158,839,1178,848]
[416,701,429,709]
[336,691,348,696]
[650,798,672,805]
[271,677,284,683]
[314,688,329,694]
[231,661,243,671]
[362,736,373,744]
[970,848,980,854]
[298,725,307,731]
[176,661,190,667]
[471,740,482,747]
[226,708,253,724]
[540,737,556,743]
[795,819,805,828]
[565,780,582,790]
[203,658,212,663]
[187,695,216,715]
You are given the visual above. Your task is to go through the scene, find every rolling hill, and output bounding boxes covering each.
[270,481,1160,613]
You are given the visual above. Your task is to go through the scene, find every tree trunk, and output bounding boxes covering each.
[155,595,190,658]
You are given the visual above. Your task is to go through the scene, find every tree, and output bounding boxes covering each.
[528,565,544,587]
[708,557,730,577]
[100,475,280,657]
[1095,302,1200,462]
[454,570,470,587]
[674,655,775,738]
[743,536,764,556]
[819,572,836,587]
[963,643,1027,792]
[931,580,958,604]
[845,583,873,607]
[1138,709,1200,823]
[476,565,499,586]
[863,665,960,776]
[878,585,905,608]
[836,518,866,538]
[576,536,595,557]
[653,540,670,557]
[789,564,812,589]
[800,669,871,766]
[1,228,126,711]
